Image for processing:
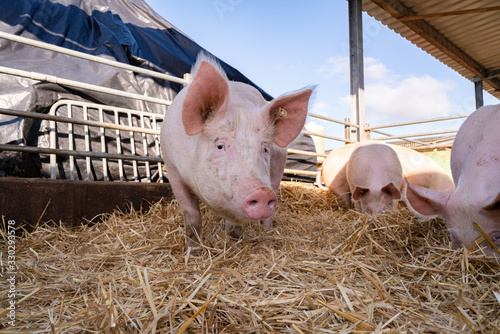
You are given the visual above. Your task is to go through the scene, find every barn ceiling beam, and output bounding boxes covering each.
[369,0,500,92]
[398,5,500,21]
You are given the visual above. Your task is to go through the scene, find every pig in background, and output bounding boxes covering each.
[161,53,315,249]
[406,105,500,261]
[320,140,455,214]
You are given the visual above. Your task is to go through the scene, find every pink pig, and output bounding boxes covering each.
[346,143,405,214]
[160,54,314,248]
[321,140,454,214]
[406,105,500,260]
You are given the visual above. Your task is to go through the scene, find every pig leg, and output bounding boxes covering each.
[166,164,203,249]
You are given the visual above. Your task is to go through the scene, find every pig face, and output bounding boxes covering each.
[187,89,280,224]
[351,182,402,214]
[406,183,500,260]
[405,104,500,260]
[161,53,314,245]
[346,144,404,214]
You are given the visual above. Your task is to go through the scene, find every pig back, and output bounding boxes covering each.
[389,144,455,194]
[321,144,358,194]
[450,104,500,191]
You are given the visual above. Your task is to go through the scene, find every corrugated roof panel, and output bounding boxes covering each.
[362,0,500,100]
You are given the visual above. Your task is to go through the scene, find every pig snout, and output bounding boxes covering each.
[243,187,277,220]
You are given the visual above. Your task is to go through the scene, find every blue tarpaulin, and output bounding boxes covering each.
[0,0,316,181]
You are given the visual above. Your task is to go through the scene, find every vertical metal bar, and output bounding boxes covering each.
[344,117,351,144]
[128,112,139,182]
[474,76,484,109]
[115,110,124,182]
[183,73,191,85]
[152,116,163,183]
[365,123,371,139]
[99,107,108,181]
[141,114,151,182]
[83,105,91,180]
[67,103,75,180]
[349,0,366,142]
[49,108,57,179]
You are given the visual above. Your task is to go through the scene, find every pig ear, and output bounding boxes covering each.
[182,61,229,136]
[382,182,402,200]
[268,88,314,147]
[482,192,500,212]
[352,187,369,201]
[405,179,449,218]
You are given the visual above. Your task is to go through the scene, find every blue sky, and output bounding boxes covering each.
[146,0,497,150]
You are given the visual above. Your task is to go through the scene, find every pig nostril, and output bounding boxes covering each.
[243,187,277,220]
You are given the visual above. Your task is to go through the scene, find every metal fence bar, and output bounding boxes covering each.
[127,112,139,182]
[302,130,355,144]
[152,117,163,183]
[308,112,360,128]
[369,128,429,146]
[0,144,164,163]
[114,110,124,182]
[284,168,319,176]
[140,114,151,182]
[371,129,459,141]
[49,110,57,179]
[1,107,160,135]
[0,31,188,85]
[0,66,172,106]
[367,114,469,131]
[98,107,108,181]
[67,103,75,180]
[83,105,92,180]
[287,148,327,158]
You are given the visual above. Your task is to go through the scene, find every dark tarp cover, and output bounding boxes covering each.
[0,0,317,182]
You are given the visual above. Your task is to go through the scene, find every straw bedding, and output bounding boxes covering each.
[1,181,499,333]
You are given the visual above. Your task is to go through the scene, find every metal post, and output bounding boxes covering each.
[344,118,351,144]
[349,0,366,142]
[474,76,484,109]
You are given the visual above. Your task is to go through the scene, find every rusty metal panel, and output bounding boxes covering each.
[0,178,173,231]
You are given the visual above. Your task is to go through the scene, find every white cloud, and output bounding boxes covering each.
[364,57,391,82]
[315,55,349,81]
[316,56,390,82]
[365,75,455,122]
[316,56,457,123]
[309,101,330,116]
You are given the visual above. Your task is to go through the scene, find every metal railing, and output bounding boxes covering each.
[0,102,165,182]
[364,114,470,149]
[0,31,178,182]
[0,31,471,181]
[48,100,164,182]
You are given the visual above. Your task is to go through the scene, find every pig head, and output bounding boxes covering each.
[321,140,454,214]
[161,53,314,248]
[406,105,500,260]
[346,143,404,214]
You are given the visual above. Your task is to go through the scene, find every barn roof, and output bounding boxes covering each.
[362,0,500,100]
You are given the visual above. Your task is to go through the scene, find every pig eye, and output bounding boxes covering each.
[262,145,269,155]
[487,201,500,211]
[217,144,225,150]
[493,234,500,241]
